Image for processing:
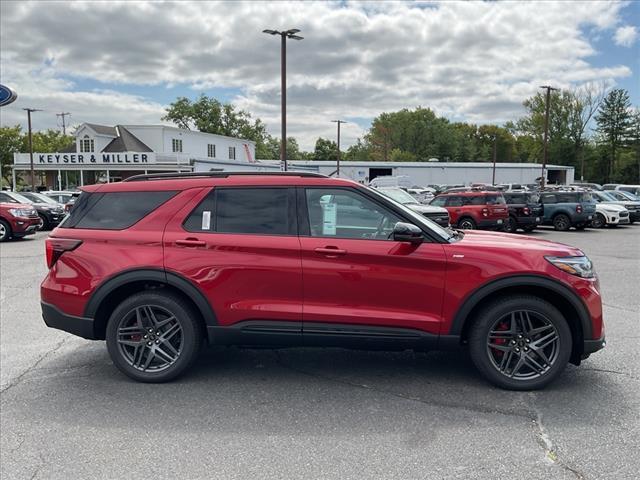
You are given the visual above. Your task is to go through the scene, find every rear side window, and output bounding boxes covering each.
[447,196,464,207]
[505,193,526,204]
[184,188,293,235]
[485,194,505,205]
[464,195,485,206]
[65,191,176,230]
[540,194,557,204]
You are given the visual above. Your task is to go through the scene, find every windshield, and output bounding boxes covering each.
[378,188,419,204]
[6,192,34,204]
[21,192,58,204]
[617,190,640,201]
[366,187,454,241]
[596,191,617,202]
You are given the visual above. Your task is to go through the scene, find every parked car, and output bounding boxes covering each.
[41,190,81,212]
[405,187,435,204]
[502,191,543,233]
[377,187,449,227]
[41,171,605,390]
[606,189,640,204]
[0,198,41,242]
[602,184,619,191]
[430,190,508,230]
[615,185,640,196]
[10,191,66,230]
[539,191,596,231]
[590,190,639,225]
[570,182,603,190]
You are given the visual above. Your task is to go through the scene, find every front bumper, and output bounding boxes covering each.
[583,335,606,357]
[12,217,43,236]
[41,302,97,340]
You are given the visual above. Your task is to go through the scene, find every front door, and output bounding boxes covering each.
[299,187,447,336]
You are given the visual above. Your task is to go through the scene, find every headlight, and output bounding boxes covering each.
[8,208,35,217]
[545,255,595,278]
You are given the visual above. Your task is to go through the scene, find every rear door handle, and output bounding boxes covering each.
[176,238,206,248]
[314,246,347,257]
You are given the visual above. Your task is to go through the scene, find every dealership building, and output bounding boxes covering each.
[12,123,257,190]
[12,122,573,189]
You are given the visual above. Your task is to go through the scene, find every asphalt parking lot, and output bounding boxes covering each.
[1,227,638,479]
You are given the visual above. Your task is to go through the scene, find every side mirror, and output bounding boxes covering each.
[392,222,423,244]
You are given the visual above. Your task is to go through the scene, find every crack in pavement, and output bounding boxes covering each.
[581,367,638,380]
[602,303,638,314]
[0,337,71,395]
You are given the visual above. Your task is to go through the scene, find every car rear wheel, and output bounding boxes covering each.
[503,216,517,233]
[0,219,11,242]
[106,291,203,383]
[458,217,476,230]
[468,295,572,390]
[552,214,570,231]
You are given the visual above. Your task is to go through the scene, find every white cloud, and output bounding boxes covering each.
[614,25,638,47]
[0,1,635,150]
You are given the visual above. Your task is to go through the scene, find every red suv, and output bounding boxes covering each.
[430,190,509,230]
[0,200,42,242]
[41,172,605,389]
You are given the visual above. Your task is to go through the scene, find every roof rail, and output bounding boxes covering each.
[123,171,328,182]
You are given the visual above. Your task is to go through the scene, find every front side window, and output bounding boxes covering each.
[430,196,446,207]
[305,188,401,240]
[172,139,183,153]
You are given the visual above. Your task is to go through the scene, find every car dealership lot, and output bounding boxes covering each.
[1,228,638,479]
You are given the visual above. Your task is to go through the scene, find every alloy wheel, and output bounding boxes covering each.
[116,305,184,372]
[459,219,475,230]
[0,223,6,241]
[486,310,560,380]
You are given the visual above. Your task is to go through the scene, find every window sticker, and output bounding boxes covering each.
[202,210,211,230]
[322,202,337,235]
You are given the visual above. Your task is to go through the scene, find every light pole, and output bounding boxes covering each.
[492,134,497,185]
[57,112,71,135]
[539,85,558,188]
[331,120,347,176]
[23,108,42,191]
[263,28,303,171]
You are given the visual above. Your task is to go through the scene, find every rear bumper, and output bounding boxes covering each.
[41,302,97,340]
[583,335,606,356]
[516,216,541,226]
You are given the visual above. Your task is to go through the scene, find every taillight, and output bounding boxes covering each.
[523,207,530,215]
[45,238,82,269]
[576,204,583,214]
[482,207,489,217]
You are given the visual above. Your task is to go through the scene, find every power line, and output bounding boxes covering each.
[540,85,559,188]
[56,112,71,135]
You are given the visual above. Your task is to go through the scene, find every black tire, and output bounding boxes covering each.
[38,214,50,230]
[590,213,605,228]
[457,217,476,230]
[106,291,203,383]
[552,213,571,231]
[468,295,572,390]
[0,219,11,242]
[503,216,518,233]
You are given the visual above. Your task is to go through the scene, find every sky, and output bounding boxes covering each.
[0,0,638,151]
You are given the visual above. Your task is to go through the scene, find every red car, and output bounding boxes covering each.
[0,200,42,242]
[41,172,605,389]
[430,190,509,230]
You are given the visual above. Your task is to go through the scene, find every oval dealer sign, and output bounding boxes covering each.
[0,84,18,107]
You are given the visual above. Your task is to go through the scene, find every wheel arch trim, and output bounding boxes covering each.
[449,274,593,340]
[83,268,217,326]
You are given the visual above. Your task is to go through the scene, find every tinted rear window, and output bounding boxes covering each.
[216,188,290,235]
[64,191,176,230]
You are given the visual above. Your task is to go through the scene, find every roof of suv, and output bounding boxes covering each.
[81,172,358,193]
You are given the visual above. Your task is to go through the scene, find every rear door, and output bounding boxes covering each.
[163,186,303,337]
[299,186,447,337]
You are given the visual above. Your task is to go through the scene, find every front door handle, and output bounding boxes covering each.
[314,246,347,257]
[176,238,206,248]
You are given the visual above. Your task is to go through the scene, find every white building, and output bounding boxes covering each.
[12,123,256,189]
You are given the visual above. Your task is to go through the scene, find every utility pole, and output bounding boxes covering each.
[263,28,304,171]
[331,120,347,176]
[539,85,558,188]
[492,134,497,185]
[23,108,42,192]
[57,112,71,135]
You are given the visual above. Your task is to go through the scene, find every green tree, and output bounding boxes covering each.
[258,136,304,160]
[313,137,339,161]
[595,88,632,181]
[0,125,23,186]
[26,129,74,153]
[389,148,416,162]
[344,138,372,161]
[163,95,272,158]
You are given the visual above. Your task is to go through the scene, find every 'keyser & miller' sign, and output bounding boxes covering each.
[14,152,157,165]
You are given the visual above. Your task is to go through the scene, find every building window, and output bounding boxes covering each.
[208,144,216,158]
[172,138,183,153]
[228,146,236,160]
[80,135,94,153]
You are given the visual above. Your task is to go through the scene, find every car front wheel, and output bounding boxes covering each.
[106,291,203,383]
[468,295,572,390]
[591,213,606,228]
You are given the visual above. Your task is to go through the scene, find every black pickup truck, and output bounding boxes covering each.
[502,191,543,233]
